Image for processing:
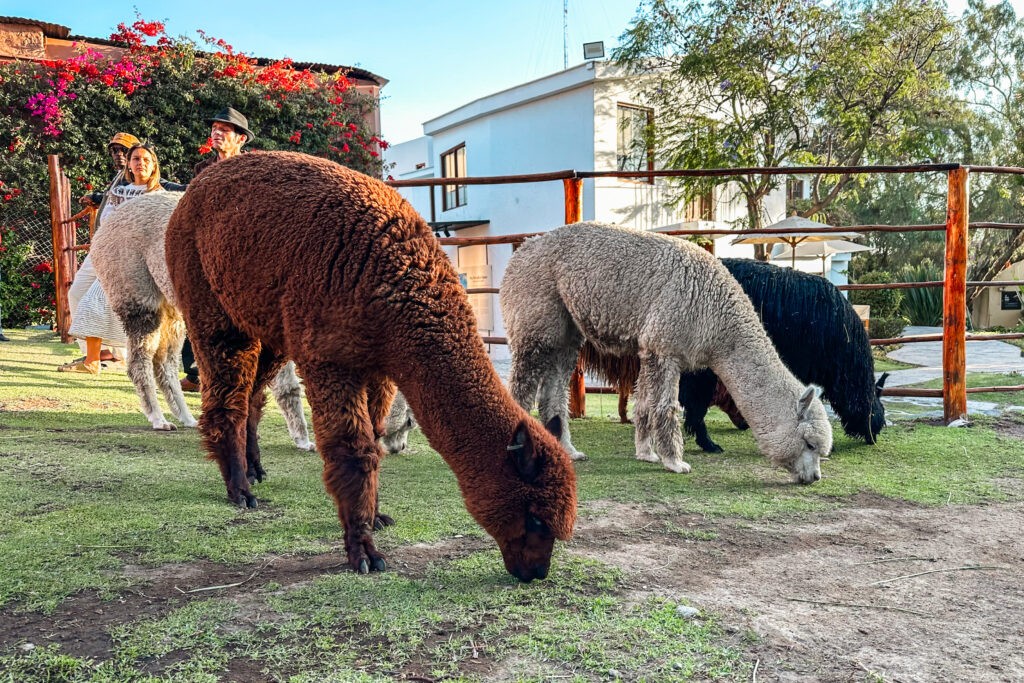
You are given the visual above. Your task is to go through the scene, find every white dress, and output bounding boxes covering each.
[68,184,161,351]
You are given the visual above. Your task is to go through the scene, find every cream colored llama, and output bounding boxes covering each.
[501,222,833,484]
[91,192,416,451]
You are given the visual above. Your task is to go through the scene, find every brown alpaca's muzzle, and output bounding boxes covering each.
[498,531,556,583]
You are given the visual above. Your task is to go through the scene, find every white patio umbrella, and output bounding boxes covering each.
[731,216,860,268]
[773,238,873,276]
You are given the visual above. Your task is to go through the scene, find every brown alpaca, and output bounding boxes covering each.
[581,341,745,426]
[164,151,577,581]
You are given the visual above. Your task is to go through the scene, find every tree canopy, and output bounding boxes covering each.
[613,0,959,253]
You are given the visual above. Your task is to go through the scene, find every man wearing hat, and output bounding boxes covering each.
[180,107,255,391]
[193,106,255,178]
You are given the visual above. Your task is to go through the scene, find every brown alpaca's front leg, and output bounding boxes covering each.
[244,349,286,484]
[303,363,388,574]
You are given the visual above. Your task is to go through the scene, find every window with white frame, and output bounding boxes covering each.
[441,143,467,210]
[616,104,654,175]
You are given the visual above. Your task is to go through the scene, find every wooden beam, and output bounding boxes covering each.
[943,168,969,423]
[564,178,587,419]
[48,154,74,342]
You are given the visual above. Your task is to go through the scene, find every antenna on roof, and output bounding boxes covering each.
[563,0,569,70]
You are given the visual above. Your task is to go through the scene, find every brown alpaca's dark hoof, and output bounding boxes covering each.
[229,490,258,508]
[373,513,395,530]
[357,557,388,574]
[246,464,267,485]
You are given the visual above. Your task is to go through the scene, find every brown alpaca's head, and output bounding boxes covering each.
[465,416,577,583]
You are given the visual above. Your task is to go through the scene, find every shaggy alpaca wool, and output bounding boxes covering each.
[501,222,833,484]
[164,151,577,581]
[582,258,888,451]
[90,192,312,446]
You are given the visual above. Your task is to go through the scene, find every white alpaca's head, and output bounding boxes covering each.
[767,385,832,484]
[381,392,417,455]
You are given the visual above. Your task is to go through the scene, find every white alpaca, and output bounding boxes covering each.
[90,192,312,446]
[90,192,417,452]
[500,222,833,484]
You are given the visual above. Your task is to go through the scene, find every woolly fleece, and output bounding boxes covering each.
[501,222,832,484]
[164,151,577,581]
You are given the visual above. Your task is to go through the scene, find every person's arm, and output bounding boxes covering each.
[160,179,187,191]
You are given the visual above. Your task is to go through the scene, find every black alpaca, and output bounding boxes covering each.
[682,258,887,452]
[581,258,888,451]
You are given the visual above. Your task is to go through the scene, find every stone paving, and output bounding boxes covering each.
[880,326,1024,418]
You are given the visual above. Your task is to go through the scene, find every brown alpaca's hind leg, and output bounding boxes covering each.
[366,377,398,530]
[244,347,286,486]
[302,361,387,574]
[196,331,262,508]
[617,383,632,424]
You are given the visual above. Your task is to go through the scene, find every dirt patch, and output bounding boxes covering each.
[571,496,1024,682]
[3,498,1023,681]
[0,397,69,412]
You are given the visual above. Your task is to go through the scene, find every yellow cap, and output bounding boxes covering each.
[109,132,140,149]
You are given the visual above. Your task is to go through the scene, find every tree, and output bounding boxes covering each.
[613,0,958,258]
[0,17,387,326]
[948,0,1024,298]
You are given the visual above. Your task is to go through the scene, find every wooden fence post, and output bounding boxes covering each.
[48,154,75,342]
[564,177,587,418]
[943,167,969,423]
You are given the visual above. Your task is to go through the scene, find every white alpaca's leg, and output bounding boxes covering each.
[270,361,314,451]
[634,352,689,473]
[126,330,175,431]
[154,318,196,428]
[537,346,586,460]
[508,346,545,412]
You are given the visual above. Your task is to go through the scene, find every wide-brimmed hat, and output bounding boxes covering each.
[205,106,255,141]
[108,132,140,149]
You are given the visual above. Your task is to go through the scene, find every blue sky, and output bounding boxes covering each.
[4,0,643,143]
[2,0,1006,143]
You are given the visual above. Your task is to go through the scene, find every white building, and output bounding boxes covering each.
[387,61,791,359]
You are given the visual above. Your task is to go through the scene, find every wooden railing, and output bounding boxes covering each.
[49,157,1024,423]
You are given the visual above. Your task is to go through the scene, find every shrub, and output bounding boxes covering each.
[0,218,57,327]
[868,316,908,340]
[897,259,943,326]
[850,270,904,318]
[850,270,908,340]
[0,17,388,326]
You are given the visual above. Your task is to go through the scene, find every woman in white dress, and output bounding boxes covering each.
[60,143,183,374]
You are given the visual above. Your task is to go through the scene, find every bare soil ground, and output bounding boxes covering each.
[2,495,1022,683]
[574,495,1024,683]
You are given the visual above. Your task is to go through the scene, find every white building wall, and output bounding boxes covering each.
[388,62,801,360]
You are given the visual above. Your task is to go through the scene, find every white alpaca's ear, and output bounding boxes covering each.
[797,385,819,421]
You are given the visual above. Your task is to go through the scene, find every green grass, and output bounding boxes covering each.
[872,347,917,372]
[2,328,1024,681]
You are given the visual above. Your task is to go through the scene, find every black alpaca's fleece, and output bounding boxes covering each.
[583,258,886,450]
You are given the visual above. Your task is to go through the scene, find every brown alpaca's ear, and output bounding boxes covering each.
[543,415,563,440]
[509,420,541,482]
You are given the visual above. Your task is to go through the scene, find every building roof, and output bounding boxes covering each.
[0,16,70,39]
[0,16,386,86]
